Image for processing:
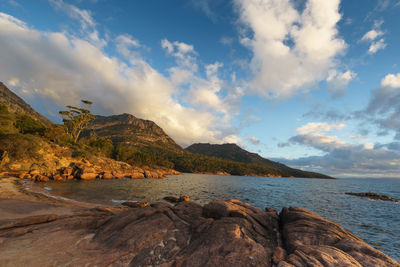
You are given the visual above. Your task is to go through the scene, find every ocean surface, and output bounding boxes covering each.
[35,174,400,261]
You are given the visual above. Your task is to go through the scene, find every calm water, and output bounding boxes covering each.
[36,174,400,261]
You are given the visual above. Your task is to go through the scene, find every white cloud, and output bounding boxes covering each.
[289,122,347,152]
[48,0,105,48]
[361,20,387,55]
[7,77,20,87]
[49,0,95,29]
[249,136,261,146]
[296,122,345,135]
[368,38,386,54]
[114,34,144,64]
[290,132,347,152]
[0,12,238,147]
[188,62,226,113]
[361,29,383,42]
[326,70,357,98]
[161,39,197,72]
[162,39,243,116]
[381,73,400,88]
[235,0,346,99]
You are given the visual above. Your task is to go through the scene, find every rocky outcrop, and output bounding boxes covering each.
[279,207,399,266]
[8,157,180,182]
[346,192,399,202]
[0,199,397,266]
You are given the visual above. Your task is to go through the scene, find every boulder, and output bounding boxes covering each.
[52,174,64,181]
[112,172,125,179]
[129,172,145,178]
[144,170,153,178]
[80,173,97,180]
[102,172,113,179]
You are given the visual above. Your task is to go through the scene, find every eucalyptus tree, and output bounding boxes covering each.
[59,100,94,143]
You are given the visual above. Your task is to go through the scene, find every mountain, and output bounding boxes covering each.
[89,114,181,150]
[186,143,333,178]
[0,82,52,126]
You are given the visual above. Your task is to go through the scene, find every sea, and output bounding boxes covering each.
[33,174,400,261]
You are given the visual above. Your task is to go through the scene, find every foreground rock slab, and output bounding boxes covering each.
[0,199,398,267]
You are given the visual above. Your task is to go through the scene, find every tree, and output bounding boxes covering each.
[59,100,95,143]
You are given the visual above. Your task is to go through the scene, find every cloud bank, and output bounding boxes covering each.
[279,75,400,177]
[0,11,238,146]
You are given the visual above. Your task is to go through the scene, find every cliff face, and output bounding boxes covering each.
[0,82,52,126]
[186,143,333,179]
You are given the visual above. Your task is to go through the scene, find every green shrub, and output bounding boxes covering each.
[0,134,43,160]
[72,150,88,158]
[15,115,46,135]
[80,136,114,158]
[43,125,73,145]
[0,105,16,135]
[0,104,9,115]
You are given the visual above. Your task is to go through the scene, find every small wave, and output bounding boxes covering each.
[44,186,53,191]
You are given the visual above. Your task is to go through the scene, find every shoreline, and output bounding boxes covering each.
[0,175,398,266]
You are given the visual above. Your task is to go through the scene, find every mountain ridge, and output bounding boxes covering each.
[186,143,333,179]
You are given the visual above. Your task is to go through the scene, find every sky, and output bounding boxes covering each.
[1,0,400,178]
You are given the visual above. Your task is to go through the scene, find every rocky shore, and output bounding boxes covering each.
[0,176,398,267]
[1,156,180,182]
[346,192,399,202]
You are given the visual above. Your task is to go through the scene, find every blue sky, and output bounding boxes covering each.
[1,0,400,177]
